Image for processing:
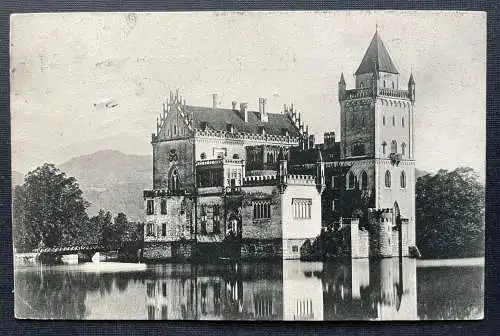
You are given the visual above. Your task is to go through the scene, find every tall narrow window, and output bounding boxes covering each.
[383,115,386,126]
[392,81,395,89]
[161,199,167,214]
[348,172,356,189]
[385,170,391,188]
[400,171,406,188]
[361,171,368,190]
[382,141,387,155]
[392,116,396,126]
[292,198,312,219]
[171,170,179,191]
[162,223,166,236]
[147,200,154,215]
[360,81,364,88]
[253,201,271,219]
[402,117,405,127]
[383,80,386,88]
[391,140,397,153]
[401,143,407,156]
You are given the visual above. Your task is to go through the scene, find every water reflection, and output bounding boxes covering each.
[14,258,483,320]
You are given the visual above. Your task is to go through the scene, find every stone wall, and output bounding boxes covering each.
[368,209,393,258]
[153,138,195,191]
[241,239,282,259]
[173,241,193,260]
[240,186,282,240]
[282,238,310,260]
[143,243,173,260]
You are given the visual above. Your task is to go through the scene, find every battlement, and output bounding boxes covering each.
[341,87,410,101]
[195,158,244,167]
[194,128,300,144]
[243,174,278,186]
[287,174,316,185]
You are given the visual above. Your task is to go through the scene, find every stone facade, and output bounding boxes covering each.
[142,30,416,261]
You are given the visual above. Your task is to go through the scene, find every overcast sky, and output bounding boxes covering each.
[10,11,486,180]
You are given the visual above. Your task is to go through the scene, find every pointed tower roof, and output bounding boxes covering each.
[355,31,399,75]
[409,72,415,84]
[339,72,345,85]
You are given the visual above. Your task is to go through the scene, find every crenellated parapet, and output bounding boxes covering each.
[340,87,410,102]
[243,174,278,186]
[194,128,300,144]
[287,174,316,185]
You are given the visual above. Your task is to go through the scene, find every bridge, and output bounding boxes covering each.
[35,241,144,262]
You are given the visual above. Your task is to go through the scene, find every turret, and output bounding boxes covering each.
[277,147,288,192]
[338,73,346,101]
[408,72,415,103]
[315,148,325,194]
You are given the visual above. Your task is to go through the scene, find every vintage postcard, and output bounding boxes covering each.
[11,11,485,320]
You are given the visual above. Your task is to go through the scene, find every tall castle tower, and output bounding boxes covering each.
[338,30,416,247]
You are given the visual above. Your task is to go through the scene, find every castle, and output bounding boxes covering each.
[142,30,417,260]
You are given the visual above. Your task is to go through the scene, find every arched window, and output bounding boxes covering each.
[392,116,396,126]
[173,125,177,135]
[383,115,386,126]
[400,171,406,188]
[233,153,240,159]
[385,170,391,188]
[361,171,368,190]
[382,141,387,155]
[391,140,397,153]
[401,142,407,156]
[360,81,364,88]
[200,152,206,160]
[402,117,405,127]
[348,172,355,189]
[171,169,180,191]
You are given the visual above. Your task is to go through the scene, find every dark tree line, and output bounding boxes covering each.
[12,163,141,253]
[416,167,484,258]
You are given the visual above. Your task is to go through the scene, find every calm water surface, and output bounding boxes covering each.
[14,258,483,320]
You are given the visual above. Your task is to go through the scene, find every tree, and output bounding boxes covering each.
[416,167,485,258]
[91,211,129,248]
[12,164,90,252]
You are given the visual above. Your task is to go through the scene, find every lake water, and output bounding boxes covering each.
[14,257,484,320]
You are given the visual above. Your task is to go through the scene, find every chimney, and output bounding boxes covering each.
[232,101,237,110]
[212,93,218,110]
[259,98,268,122]
[240,103,248,122]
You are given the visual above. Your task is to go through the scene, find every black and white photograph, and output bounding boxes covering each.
[10,11,485,320]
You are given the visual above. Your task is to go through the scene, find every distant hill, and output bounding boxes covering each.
[416,169,432,179]
[58,150,152,221]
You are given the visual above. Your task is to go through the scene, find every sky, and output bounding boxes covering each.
[10,11,486,180]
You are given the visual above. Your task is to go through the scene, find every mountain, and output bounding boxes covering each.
[416,169,432,179]
[58,150,152,222]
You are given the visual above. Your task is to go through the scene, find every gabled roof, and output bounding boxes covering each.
[186,105,301,137]
[355,31,399,75]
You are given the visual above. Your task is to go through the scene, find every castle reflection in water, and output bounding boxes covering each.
[143,258,417,321]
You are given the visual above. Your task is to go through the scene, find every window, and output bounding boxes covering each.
[146,223,154,236]
[392,81,395,89]
[383,115,386,126]
[292,198,312,219]
[352,143,365,156]
[348,172,356,189]
[360,81,364,88]
[200,152,206,160]
[292,245,299,252]
[258,126,265,135]
[361,171,368,190]
[400,171,406,188]
[385,170,391,188]
[161,199,167,214]
[162,223,166,236]
[331,176,338,189]
[233,153,239,159]
[253,201,271,219]
[147,200,154,215]
[147,283,155,297]
[162,283,167,297]
[147,305,155,320]
[392,116,396,126]
[161,305,168,319]
[281,128,289,136]
[226,123,234,133]
[402,117,405,127]
[382,141,387,155]
[213,204,221,234]
[391,140,397,153]
[200,121,207,131]
[401,142,406,156]
[173,125,177,135]
[383,80,386,88]
[170,170,180,191]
